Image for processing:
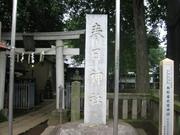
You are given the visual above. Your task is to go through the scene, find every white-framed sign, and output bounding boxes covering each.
[159,58,174,135]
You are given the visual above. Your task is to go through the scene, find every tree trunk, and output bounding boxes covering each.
[167,0,180,95]
[133,0,149,92]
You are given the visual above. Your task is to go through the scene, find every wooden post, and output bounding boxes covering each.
[122,100,128,119]
[141,100,147,119]
[132,99,137,120]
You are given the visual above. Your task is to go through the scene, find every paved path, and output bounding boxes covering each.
[0,100,55,135]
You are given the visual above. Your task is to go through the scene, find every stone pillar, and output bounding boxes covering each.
[84,14,107,124]
[0,22,7,111]
[71,81,80,121]
[56,40,64,110]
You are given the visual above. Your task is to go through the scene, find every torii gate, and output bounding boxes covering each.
[0,22,85,110]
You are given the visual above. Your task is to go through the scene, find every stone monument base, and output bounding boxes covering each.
[55,121,138,135]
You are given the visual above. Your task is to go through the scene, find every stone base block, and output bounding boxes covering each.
[56,121,138,135]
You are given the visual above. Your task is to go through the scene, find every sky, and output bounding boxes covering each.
[144,0,167,51]
[158,22,167,49]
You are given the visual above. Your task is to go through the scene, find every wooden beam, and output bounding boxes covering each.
[63,48,80,55]
[8,48,80,55]
[2,30,85,41]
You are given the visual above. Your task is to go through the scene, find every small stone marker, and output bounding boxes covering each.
[71,81,81,121]
[84,14,107,124]
[159,58,174,135]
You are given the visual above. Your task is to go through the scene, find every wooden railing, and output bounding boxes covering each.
[66,82,151,120]
[67,82,180,134]
[107,93,150,120]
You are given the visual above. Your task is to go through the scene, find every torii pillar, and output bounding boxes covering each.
[56,40,64,110]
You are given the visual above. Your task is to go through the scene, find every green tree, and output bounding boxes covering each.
[0,0,12,32]
[146,0,167,24]
[64,0,137,74]
[64,0,163,93]
[0,0,65,32]
[0,0,165,92]
[149,47,165,68]
[64,0,116,72]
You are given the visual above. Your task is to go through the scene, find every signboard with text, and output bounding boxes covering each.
[84,14,107,124]
[159,58,174,135]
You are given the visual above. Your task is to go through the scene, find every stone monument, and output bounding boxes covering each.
[84,14,107,124]
[159,58,174,135]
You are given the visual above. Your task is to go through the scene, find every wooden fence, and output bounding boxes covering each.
[5,79,35,109]
[14,80,35,109]
[107,93,150,120]
[66,81,180,134]
[65,82,151,120]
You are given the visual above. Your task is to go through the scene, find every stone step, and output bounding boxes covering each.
[41,126,57,135]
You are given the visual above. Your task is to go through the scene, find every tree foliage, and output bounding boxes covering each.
[64,0,137,73]
[0,0,164,74]
[0,0,12,32]
[64,0,161,74]
[0,0,65,32]
[146,0,167,24]
[149,47,165,68]
[63,0,116,72]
